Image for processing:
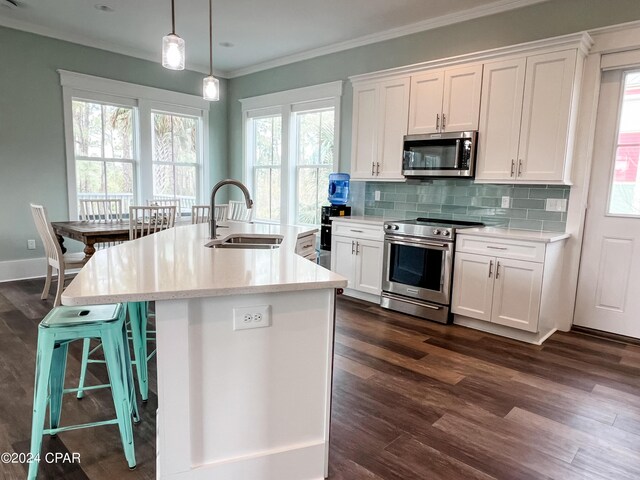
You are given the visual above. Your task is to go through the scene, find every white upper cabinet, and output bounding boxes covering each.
[408,64,483,135]
[476,49,581,184]
[350,77,409,180]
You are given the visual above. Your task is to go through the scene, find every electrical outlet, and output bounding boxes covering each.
[501,196,510,208]
[374,190,381,201]
[233,305,271,330]
[27,239,36,250]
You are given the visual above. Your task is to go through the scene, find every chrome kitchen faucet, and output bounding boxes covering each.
[209,179,253,238]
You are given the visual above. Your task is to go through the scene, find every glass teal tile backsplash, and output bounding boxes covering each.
[361,179,569,232]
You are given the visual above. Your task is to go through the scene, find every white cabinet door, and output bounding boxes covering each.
[441,64,483,132]
[517,50,577,183]
[354,239,383,295]
[331,236,356,288]
[475,58,526,182]
[451,253,495,322]
[491,258,543,332]
[408,70,444,134]
[351,83,378,179]
[377,77,410,180]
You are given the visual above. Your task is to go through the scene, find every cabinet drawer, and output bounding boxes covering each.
[304,252,318,263]
[296,234,316,257]
[456,235,545,262]
[332,222,384,241]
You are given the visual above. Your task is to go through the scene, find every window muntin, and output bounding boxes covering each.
[608,71,640,217]
[72,100,136,213]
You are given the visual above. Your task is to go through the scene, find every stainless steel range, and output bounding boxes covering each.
[381,217,484,324]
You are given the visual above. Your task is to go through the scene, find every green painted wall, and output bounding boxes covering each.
[0,26,228,262]
[227,0,640,182]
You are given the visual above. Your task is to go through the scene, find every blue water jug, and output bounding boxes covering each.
[327,173,350,205]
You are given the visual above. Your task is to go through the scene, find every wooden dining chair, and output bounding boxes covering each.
[129,205,176,240]
[227,200,253,222]
[147,199,181,222]
[79,199,123,222]
[30,204,87,307]
[191,205,210,224]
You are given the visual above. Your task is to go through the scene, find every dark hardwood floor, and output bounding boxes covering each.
[2,278,640,479]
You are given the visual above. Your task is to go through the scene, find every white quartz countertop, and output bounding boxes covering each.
[459,227,570,243]
[62,222,347,306]
[330,216,389,225]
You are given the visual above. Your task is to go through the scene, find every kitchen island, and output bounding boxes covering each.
[62,221,347,480]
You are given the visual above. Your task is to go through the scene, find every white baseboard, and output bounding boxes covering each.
[0,257,47,283]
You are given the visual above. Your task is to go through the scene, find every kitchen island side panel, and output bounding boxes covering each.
[155,288,336,480]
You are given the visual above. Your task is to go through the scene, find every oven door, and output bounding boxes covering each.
[382,235,453,305]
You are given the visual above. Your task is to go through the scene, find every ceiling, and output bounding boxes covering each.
[0,0,549,77]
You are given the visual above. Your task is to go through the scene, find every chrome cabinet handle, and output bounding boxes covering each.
[350,229,364,233]
[496,261,501,279]
[351,240,355,255]
[510,159,515,177]
[376,162,380,175]
[488,260,493,278]
[371,162,375,176]
[442,113,446,130]
[303,244,313,248]
[356,242,360,255]
[487,246,507,250]
[518,159,523,177]
[436,113,440,131]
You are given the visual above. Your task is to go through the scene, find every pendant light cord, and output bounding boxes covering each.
[171,0,176,34]
[209,0,213,76]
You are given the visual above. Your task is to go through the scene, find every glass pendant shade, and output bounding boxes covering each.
[203,75,220,101]
[162,34,185,70]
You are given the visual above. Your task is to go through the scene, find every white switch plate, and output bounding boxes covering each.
[501,196,510,208]
[545,198,567,212]
[233,305,271,330]
[374,190,381,201]
[27,239,36,250]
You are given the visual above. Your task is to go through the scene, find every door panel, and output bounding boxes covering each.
[354,239,383,295]
[518,50,577,182]
[451,252,494,322]
[491,258,542,332]
[475,58,526,182]
[575,67,640,337]
[377,78,410,180]
[408,71,444,134]
[441,64,483,132]
[331,236,356,288]
[351,84,378,179]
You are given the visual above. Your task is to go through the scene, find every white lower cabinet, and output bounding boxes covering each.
[452,234,563,338]
[331,221,384,299]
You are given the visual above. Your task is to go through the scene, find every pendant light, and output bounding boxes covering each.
[203,0,220,101]
[162,0,185,70]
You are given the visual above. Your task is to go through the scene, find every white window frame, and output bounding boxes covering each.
[241,81,342,226]
[60,70,210,219]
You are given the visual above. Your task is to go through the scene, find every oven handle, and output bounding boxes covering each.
[385,236,451,250]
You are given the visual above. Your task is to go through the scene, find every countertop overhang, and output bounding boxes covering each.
[62,221,347,306]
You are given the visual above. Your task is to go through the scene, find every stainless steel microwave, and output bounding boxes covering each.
[402,131,477,178]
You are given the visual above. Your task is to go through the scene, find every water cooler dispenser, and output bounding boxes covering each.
[320,173,351,251]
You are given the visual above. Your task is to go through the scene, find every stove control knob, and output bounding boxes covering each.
[433,229,441,235]
[442,230,451,237]
[385,224,399,230]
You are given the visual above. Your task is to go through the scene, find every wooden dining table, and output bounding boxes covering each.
[51,220,132,259]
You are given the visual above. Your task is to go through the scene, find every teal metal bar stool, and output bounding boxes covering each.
[77,301,154,402]
[28,303,139,480]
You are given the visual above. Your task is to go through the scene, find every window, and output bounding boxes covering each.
[152,112,201,209]
[61,71,210,219]
[242,82,342,226]
[72,100,136,212]
[609,70,640,216]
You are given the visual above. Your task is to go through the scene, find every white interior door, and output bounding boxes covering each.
[574,67,640,337]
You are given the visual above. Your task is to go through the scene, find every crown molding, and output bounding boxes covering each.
[0,15,230,78]
[226,0,551,78]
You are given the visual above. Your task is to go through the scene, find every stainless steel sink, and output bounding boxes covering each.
[207,234,283,249]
